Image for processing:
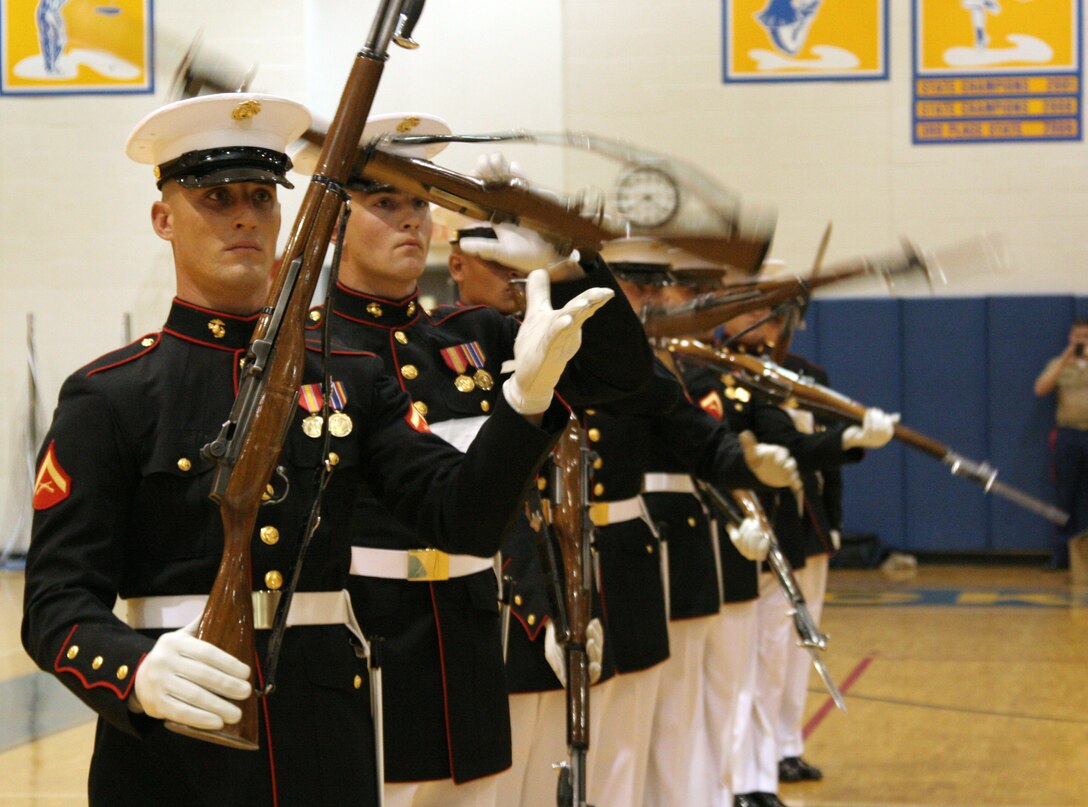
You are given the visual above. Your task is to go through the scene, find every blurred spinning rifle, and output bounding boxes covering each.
[172,48,772,273]
[668,339,1070,527]
[771,222,831,365]
[170,0,426,778]
[641,239,935,339]
[695,478,846,712]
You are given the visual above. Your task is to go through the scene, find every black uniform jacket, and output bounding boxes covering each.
[679,357,860,576]
[587,360,762,673]
[781,353,845,557]
[21,299,563,807]
[312,255,652,783]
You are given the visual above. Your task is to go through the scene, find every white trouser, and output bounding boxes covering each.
[644,616,715,807]
[734,573,791,795]
[587,666,662,807]
[776,554,829,758]
[384,777,497,807]
[703,601,757,807]
[495,688,568,807]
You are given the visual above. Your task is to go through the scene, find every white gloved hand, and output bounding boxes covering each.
[501,269,613,415]
[739,430,801,491]
[459,221,580,275]
[727,516,771,561]
[545,617,604,687]
[830,529,842,551]
[131,617,252,730]
[473,152,523,182]
[842,408,899,450]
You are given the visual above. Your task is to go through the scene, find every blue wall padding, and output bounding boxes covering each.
[787,295,1079,552]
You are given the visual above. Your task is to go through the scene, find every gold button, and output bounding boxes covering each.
[140,337,155,347]
[407,301,417,316]
[688,517,698,528]
[260,526,279,546]
[514,594,523,606]
[480,400,490,413]
[66,645,79,660]
[395,331,408,344]
[328,452,340,466]
[92,656,104,670]
[585,409,596,415]
[413,400,429,416]
[527,614,536,626]
[366,302,383,317]
[588,428,601,442]
[537,478,547,491]
[116,665,129,680]
[177,457,192,472]
[309,310,322,322]
[401,364,419,380]
[646,544,654,554]
[593,457,603,470]
[265,570,284,590]
[353,675,363,690]
[593,483,604,496]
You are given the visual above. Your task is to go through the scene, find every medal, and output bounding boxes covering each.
[454,374,476,393]
[473,369,494,391]
[329,412,354,437]
[302,414,324,438]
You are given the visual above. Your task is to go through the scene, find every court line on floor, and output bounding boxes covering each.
[816,690,1088,726]
[802,653,875,740]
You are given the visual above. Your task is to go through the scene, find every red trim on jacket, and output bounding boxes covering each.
[53,624,141,700]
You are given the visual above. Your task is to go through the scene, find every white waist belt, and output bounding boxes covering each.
[123,590,365,648]
[589,495,646,527]
[642,473,698,495]
[350,546,494,581]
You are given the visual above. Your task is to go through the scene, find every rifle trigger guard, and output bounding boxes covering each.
[261,465,291,506]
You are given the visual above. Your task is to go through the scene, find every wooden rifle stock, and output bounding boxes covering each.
[171,6,406,751]
[643,242,926,339]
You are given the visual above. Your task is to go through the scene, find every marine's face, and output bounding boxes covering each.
[153,180,281,314]
[1070,324,1088,346]
[338,189,433,299]
[448,248,524,314]
[725,307,779,348]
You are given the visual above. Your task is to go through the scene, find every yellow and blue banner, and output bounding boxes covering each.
[913,0,1081,143]
[1,0,152,95]
[723,0,888,82]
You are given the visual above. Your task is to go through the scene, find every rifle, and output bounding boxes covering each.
[173,0,424,751]
[770,222,831,365]
[641,239,932,339]
[695,480,846,712]
[549,418,596,807]
[668,339,1070,526]
[171,44,773,272]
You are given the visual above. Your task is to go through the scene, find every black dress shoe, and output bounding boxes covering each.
[779,755,823,782]
[733,794,764,807]
[753,794,789,807]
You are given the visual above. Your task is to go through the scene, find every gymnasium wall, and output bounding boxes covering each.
[2,1,1086,553]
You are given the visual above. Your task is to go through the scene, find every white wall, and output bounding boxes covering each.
[2,0,1087,548]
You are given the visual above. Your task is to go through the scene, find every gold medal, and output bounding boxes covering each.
[329,412,354,437]
[302,414,324,438]
[454,374,476,393]
[474,369,494,391]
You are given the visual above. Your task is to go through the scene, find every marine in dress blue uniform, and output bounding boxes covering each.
[21,95,573,807]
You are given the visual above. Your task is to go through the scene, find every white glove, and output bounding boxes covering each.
[739,430,801,491]
[727,516,770,561]
[830,529,842,551]
[459,221,580,275]
[473,152,523,182]
[131,617,252,730]
[501,269,613,415]
[842,408,899,450]
[545,617,604,688]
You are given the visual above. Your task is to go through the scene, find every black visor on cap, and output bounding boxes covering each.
[609,261,675,286]
[671,268,727,290]
[453,226,497,243]
[157,146,294,190]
